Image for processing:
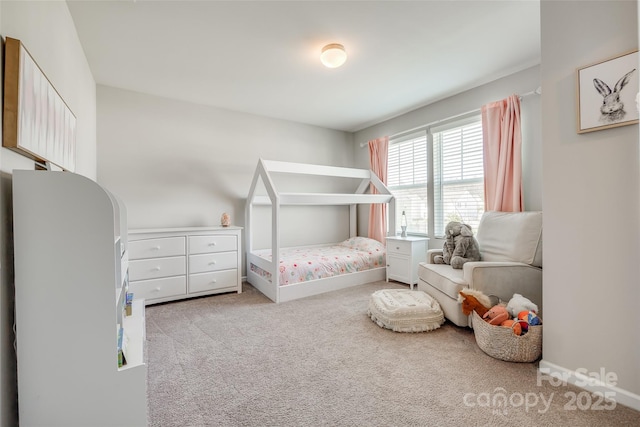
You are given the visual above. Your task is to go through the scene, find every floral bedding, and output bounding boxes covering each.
[250,237,386,286]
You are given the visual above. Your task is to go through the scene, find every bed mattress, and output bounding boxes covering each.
[250,237,385,286]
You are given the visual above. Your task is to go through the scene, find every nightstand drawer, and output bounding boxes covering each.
[189,269,238,293]
[387,255,410,281]
[189,235,237,254]
[129,276,186,301]
[129,256,186,281]
[387,239,412,255]
[129,236,186,260]
[189,252,237,274]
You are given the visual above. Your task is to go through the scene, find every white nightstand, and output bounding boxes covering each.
[386,236,429,289]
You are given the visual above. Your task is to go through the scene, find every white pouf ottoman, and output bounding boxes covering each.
[368,289,445,332]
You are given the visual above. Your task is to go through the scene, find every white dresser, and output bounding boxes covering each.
[129,227,242,304]
[386,236,429,289]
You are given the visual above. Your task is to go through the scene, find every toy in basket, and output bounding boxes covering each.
[459,291,542,362]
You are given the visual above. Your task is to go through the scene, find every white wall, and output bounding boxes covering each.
[0,2,97,426]
[540,0,640,408]
[1,2,97,178]
[352,65,542,243]
[96,85,355,253]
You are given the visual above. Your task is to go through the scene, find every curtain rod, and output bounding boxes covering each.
[359,86,542,148]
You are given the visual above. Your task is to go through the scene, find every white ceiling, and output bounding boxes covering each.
[66,0,541,132]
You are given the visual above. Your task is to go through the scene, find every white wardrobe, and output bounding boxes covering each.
[12,170,147,427]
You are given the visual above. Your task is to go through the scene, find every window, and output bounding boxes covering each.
[387,132,428,235]
[387,116,484,238]
[432,118,484,236]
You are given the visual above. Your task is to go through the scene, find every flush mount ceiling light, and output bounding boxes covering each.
[320,43,347,68]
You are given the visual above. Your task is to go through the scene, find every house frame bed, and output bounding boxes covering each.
[245,159,396,303]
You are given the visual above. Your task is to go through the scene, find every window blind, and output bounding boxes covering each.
[387,116,484,238]
[387,132,428,235]
[433,120,484,237]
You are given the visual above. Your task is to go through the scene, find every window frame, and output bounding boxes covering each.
[387,113,484,239]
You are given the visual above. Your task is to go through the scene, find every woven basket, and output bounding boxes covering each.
[472,311,542,363]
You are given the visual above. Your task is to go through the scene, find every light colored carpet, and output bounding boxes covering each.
[146,281,640,426]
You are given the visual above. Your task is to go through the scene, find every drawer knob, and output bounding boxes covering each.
[211,280,217,284]
[209,261,217,265]
[152,266,161,271]
[396,246,400,250]
[209,242,217,246]
[152,246,161,250]
[154,287,161,292]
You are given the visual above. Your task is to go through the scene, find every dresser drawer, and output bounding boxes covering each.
[189,269,238,293]
[189,252,237,274]
[129,256,186,281]
[189,235,237,254]
[129,276,186,301]
[129,236,186,260]
[387,240,412,256]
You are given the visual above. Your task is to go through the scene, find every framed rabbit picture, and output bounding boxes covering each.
[577,50,639,134]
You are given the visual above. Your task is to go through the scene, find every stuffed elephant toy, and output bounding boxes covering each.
[433,221,481,269]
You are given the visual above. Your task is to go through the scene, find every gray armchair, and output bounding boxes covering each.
[417,211,543,327]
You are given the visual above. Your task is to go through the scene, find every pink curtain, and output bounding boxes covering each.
[481,95,523,212]
[368,136,389,243]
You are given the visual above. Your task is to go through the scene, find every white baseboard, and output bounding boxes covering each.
[539,359,640,412]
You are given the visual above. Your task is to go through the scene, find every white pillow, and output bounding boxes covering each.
[476,211,542,267]
[339,237,386,253]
